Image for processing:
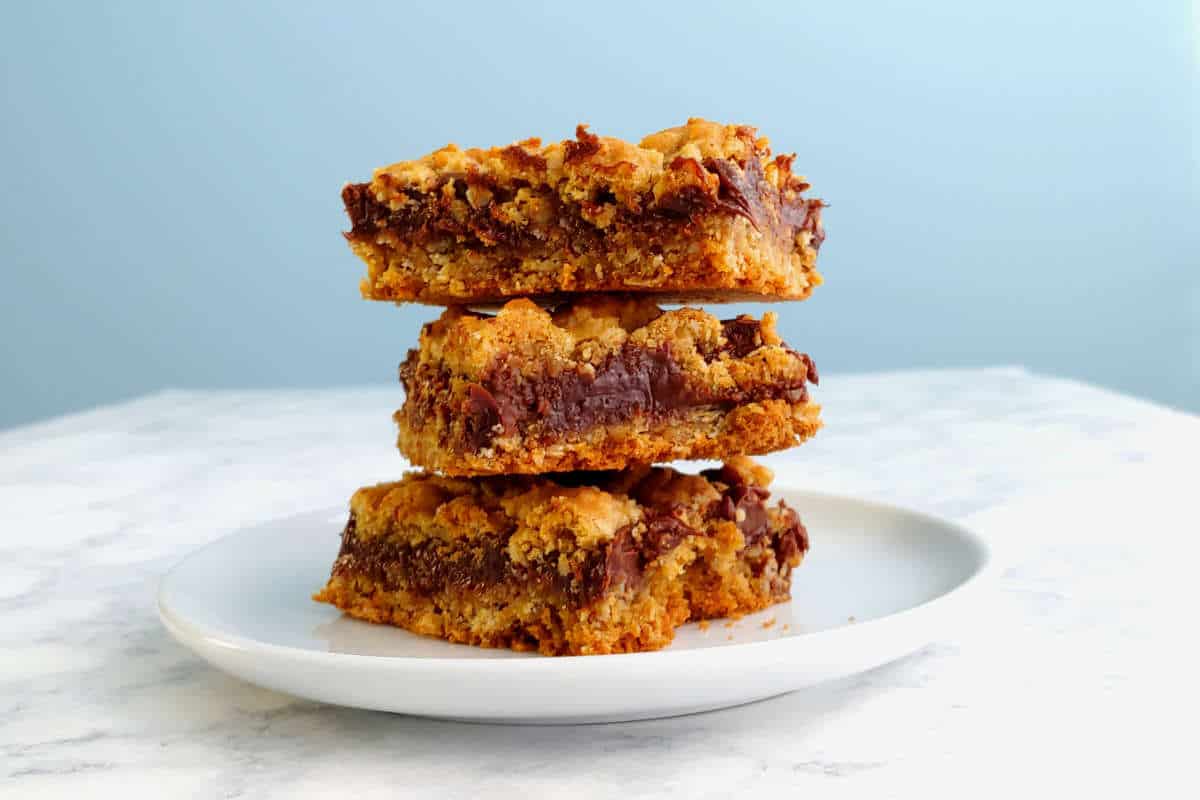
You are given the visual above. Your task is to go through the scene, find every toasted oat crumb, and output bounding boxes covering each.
[698,620,710,631]
[724,621,736,629]
[761,617,776,629]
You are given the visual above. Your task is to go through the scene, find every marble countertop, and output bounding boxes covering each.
[3,367,1195,797]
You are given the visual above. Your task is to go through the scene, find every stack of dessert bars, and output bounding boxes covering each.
[315,119,826,655]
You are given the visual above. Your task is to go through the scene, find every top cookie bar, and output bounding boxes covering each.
[342,118,826,305]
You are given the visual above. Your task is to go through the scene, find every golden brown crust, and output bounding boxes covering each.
[343,118,825,304]
[312,459,807,655]
[314,576,692,655]
[396,295,821,475]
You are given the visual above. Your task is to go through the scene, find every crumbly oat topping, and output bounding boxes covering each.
[411,295,803,389]
[368,119,813,218]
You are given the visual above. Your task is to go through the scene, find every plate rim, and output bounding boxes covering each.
[157,489,995,672]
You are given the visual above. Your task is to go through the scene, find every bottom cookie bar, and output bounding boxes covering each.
[313,457,808,655]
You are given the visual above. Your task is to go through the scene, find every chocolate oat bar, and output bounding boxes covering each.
[342,118,825,305]
[396,295,821,476]
[313,457,808,655]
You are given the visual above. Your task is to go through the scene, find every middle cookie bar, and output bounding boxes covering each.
[397,295,821,475]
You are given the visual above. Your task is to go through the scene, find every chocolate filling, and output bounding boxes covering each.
[331,474,807,605]
[705,465,773,546]
[704,465,810,568]
[331,513,678,605]
[482,344,694,440]
[400,318,818,451]
[343,146,825,256]
[718,316,767,359]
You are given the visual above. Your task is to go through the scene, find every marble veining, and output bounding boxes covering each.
[1,368,1195,797]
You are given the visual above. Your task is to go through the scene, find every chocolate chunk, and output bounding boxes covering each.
[735,488,772,545]
[718,315,764,359]
[642,511,695,559]
[781,198,826,251]
[717,484,771,546]
[774,508,809,564]
[342,183,371,233]
[704,465,774,547]
[463,385,502,450]
[705,156,766,229]
[595,525,641,595]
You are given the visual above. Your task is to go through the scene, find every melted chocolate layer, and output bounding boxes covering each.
[483,345,694,438]
[399,330,817,451]
[342,154,824,254]
[331,514,683,605]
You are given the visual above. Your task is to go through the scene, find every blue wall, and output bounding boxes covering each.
[2,2,1196,428]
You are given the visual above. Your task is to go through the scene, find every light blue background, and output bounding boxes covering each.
[2,2,1196,429]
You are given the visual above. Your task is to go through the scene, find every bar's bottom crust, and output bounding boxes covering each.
[313,531,795,656]
[397,399,822,476]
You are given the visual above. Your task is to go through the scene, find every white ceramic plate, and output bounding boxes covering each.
[158,490,991,724]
